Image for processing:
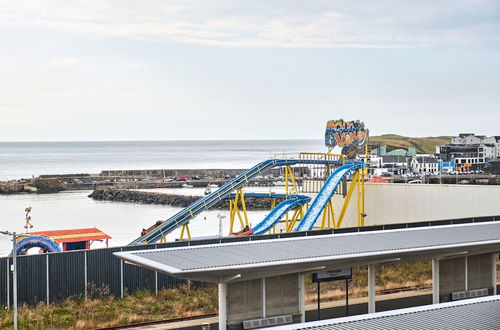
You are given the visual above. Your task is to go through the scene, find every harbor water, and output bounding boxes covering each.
[0,139,321,255]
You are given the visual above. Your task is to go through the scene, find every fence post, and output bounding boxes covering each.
[84,251,88,300]
[6,259,10,308]
[120,248,124,299]
[46,254,49,305]
[155,271,158,295]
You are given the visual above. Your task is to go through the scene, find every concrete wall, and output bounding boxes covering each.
[329,183,500,228]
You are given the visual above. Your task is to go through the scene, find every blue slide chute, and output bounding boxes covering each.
[129,158,342,245]
[11,235,61,255]
[251,194,310,235]
[294,161,367,232]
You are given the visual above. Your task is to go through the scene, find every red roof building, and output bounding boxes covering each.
[31,228,111,251]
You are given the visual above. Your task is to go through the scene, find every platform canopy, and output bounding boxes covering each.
[31,227,111,243]
[274,295,500,330]
[114,221,500,283]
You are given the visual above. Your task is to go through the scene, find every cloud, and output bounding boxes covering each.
[36,89,144,98]
[0,0,498,48]
[47,58,80,66]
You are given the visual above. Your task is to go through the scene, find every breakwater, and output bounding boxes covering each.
[0,178,65,194]
[88,189,284,209]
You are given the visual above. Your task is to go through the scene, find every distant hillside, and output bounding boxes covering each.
[368,134,451,154]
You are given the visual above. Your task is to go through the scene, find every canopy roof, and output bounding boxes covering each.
[115,222,500,283]
[32,228,111,243]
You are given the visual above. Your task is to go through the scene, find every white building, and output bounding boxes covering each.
[451,133,486,145]
[410,156,438,174]
[483,136,500,158]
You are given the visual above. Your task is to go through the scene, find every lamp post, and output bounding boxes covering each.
[0,231,30,330]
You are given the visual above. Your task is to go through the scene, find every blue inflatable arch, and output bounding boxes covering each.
[11,235,61,255]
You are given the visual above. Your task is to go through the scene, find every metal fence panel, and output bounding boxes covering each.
[157,272,186,290]
[49,252,85,302]
[123,245,156,294]
[16,254,47,305]
[0,258,7,306]
[86,247,122,297]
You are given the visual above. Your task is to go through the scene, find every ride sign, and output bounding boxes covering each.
[325,119,369,149]
[312,268,352,283]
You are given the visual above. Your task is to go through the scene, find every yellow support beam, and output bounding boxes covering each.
[357,168,362,227]
[321,200,336,229]
[179,223,192,241]
[228,188,249,235]
[239,188,249,226]
[228,200,235,234]
[361,167,366,227]
[336,170,360,228]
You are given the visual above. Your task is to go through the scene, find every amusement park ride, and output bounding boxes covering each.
[129,119,370,246]
[11,119,370,254]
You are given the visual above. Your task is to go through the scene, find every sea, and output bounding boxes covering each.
[0,140,323,255]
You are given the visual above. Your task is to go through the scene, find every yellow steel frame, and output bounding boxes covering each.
[320,200,335,229]
[285,207,304,232]
[336,169,360,228]
[228,188,249,234]
[179,223,192,241]
[299,152,346,158]
[284,166,299,195]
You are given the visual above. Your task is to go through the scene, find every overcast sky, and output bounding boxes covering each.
[0,0,499,141]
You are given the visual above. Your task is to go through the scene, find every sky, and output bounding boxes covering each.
[0,0,499,141]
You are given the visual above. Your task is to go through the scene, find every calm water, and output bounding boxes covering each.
[0,189,278,255]
[0,140,322,180]
[0,140,320,255]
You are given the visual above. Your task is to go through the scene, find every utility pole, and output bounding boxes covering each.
[0,231,29,330]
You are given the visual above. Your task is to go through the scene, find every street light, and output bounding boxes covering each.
[0,230,30,330]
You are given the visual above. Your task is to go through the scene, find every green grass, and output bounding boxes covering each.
[369,134,451,154]
[0,285,218,329]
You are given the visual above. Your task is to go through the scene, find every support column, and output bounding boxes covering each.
[299,273,305,323]
[432,258,439,304]
[218,283,227,330]
[492,253,497,295]
[368,265,376,313]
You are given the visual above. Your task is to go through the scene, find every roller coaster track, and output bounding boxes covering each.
[251,194,310,235]
[129,158,341,245]
[294,161,367,232]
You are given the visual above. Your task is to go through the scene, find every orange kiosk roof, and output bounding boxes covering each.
[31,228,111,243]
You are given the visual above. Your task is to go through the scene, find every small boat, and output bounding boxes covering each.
[204,186,211,195]
[230,225,253,237]
[208,184,219,188]
[182,183,193,188]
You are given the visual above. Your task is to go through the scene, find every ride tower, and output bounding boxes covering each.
[315,119,369,229]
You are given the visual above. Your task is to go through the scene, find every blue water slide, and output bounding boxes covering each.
[294,161,367,232]
[11,235,61,255]
[129,158,343,245]
[252,195,310,235]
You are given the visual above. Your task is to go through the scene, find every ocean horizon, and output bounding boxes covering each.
[0,139,325,180]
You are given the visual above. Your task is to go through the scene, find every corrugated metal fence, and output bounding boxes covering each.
[1,215,499,306]
[0,242,191,306]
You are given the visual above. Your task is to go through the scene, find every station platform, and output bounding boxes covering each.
[123,289,432,329]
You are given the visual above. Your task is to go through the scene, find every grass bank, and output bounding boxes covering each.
[0,285,217,329]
